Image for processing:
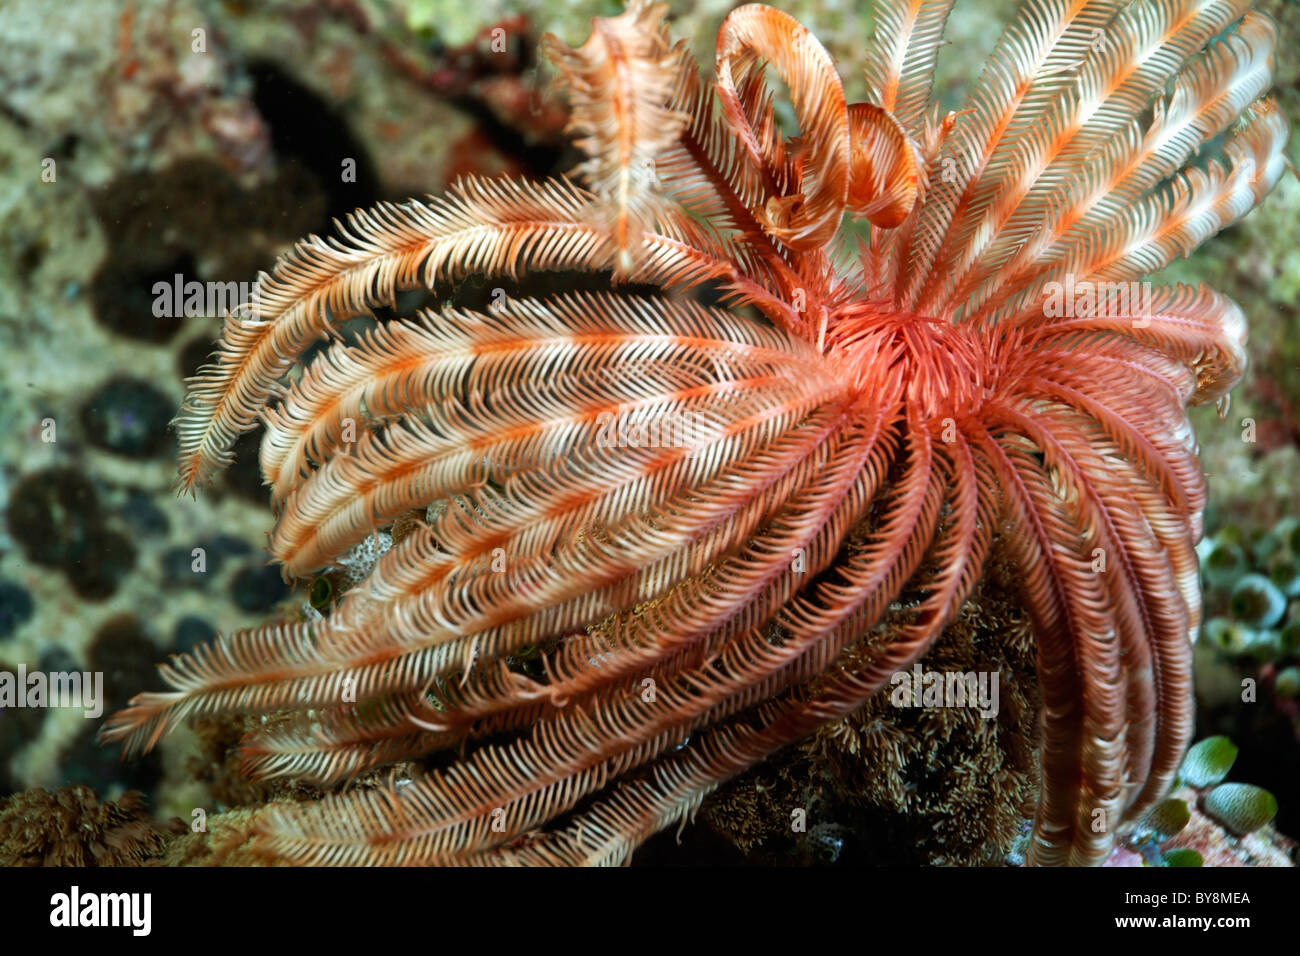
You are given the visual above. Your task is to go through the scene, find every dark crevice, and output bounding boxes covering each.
[248,61,381,221]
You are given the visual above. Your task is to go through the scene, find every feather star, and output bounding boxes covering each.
[101,0,1289,866]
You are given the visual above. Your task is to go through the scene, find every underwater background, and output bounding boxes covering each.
[0,0,1296,865]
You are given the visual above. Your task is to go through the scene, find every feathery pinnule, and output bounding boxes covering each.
[914,0,1257,317]
[541,0,689,275]
[714,5,848,250]
[958,5,1275,318]
[103,0,1288,866]
[862,0,957,133]
[892,0,1128,311]
[172,176,729,494]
